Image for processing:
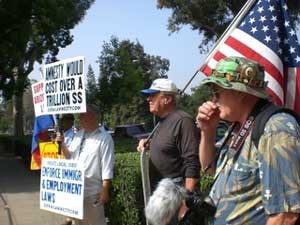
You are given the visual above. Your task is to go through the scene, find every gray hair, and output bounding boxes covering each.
[145,178,186,225]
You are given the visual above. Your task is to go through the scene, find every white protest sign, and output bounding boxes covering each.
[31,80,45,117]
[43,56,86,114]
[40,158,84,219]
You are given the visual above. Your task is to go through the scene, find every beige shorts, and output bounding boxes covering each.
[74,194,106,225]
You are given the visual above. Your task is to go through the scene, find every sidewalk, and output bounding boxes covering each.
[0,152,65,225]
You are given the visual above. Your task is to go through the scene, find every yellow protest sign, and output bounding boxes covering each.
[30,141,65,170]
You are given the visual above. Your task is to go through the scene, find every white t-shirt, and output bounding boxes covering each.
[68,126,114,197]
[64,127,75,148]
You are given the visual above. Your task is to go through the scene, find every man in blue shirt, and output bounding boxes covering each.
[197,56,300,224]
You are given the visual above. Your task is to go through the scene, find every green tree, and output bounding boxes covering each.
[97,36,170,127]
[0,98,13,133]
[157,0,300,52]
[0,0,95,136]
[86,64,98,103]
[23,82,35,134]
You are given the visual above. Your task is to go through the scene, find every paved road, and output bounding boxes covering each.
[0,154,65,225]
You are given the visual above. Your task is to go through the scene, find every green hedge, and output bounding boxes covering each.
[108,152,214,225]
[114,137,138,153]
[0,135,214,224]
[108,152,145,225]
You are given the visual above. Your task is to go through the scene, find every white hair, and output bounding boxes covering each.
[145,178,186,225]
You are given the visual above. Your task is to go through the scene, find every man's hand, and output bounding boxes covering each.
[196,101,220,133]
[55,131,65,143]
[99,180,111,204]
[178,202,189,221]
[54,132,71,158]
[137,138,149,152]
[99,188,109,204]
[266,212,299,225]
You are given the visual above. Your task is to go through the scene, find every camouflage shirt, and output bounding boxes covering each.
[210,113,300,225]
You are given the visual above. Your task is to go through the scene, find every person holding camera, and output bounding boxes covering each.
[197,57,300,224]
[137,78,200,224]
[56,104,114,225]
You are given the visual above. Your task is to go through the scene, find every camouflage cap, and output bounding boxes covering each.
[201,56,269,99]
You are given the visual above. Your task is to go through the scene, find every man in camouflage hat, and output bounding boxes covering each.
[196,56,300,224]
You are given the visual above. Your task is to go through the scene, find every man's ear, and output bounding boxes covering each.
[164,96,173,104]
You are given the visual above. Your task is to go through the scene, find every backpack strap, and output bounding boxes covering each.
[251,103,300,149]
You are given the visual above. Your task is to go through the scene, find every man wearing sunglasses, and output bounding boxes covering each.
[196,56,300,225]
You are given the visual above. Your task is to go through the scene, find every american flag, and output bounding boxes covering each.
[201,0,300,114]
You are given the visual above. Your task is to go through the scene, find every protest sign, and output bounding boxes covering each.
[43,56,86,114]
[32,80,45,117]
[40,158,84,219]
[31,56,86,116]
[31,141,65,170]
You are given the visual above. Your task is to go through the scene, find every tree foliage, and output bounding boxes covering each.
[23,83,35,134]
[86,64,98,103]
[0,99,13,133]
[157,0,300,52]
[96,36,170,127]
[0,0,94,136]
[0,0,95,99]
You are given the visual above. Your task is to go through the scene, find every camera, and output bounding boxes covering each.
[47,127,56,140]
[179,191,216,225]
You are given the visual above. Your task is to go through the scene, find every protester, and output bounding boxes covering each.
[196,56,300,224]
[57,104,114,225]
[137,78,200,224]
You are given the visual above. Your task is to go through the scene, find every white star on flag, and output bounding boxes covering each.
[201,0,300,114]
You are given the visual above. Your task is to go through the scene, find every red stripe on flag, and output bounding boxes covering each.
[202,52,226,76]
[295,68,300,114]
[283,67,288,104]
[202,65,212,76]
[225,36,284,89]
[213,52,226,62]
[266,87,282,106]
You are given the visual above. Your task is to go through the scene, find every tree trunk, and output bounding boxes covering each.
[13,93,24,136]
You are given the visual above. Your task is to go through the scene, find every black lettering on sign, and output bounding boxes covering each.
[66,60,83,77]
[78,77,83,90]
[47,93,70,106]
[59,78,76,92]
[45,81,58,94]
[72,92,82,104]
[45,64,64,81]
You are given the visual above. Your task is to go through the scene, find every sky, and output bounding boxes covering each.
[29,0,206,94]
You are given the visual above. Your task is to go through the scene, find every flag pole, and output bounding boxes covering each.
[141,1,258,213]
[200,0,258,70]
